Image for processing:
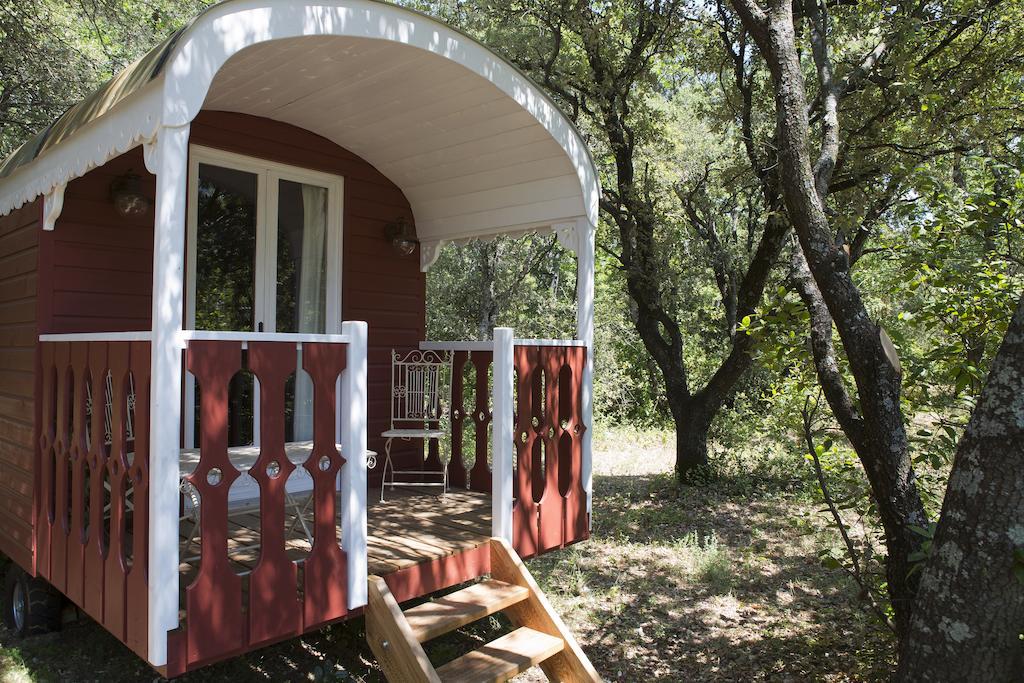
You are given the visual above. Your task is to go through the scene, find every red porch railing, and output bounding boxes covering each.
[447,349,494,493]
[166,338,350,672]
[511,343,588,558]
[421,338,589,559]
[36,338,151,659]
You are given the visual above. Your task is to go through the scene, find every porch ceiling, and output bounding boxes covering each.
[202,35,586,246]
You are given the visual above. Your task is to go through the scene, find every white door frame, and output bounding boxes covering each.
[184,144,344,447]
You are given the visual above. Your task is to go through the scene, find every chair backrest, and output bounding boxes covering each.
[389,349,453,430]
[85,371,136,447]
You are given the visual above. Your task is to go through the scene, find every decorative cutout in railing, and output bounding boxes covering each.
[447,350,494,492]
[511,344,588,558]
[36,340,151,660]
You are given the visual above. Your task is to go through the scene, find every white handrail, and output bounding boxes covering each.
[179,330,351,347]
[39,330,353,347]
[420,338,585,352]
[39,331,153,342]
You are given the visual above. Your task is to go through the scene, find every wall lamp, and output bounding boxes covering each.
[110,171,151,217]
[384,216,418,255]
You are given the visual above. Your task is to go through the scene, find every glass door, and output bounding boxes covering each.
[186,147,343,447]
[269,177,332,442]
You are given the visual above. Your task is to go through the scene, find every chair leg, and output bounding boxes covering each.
[439,436,448,500]
[285,491,314,544]
[380,438,393,503]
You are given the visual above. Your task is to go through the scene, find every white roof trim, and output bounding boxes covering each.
[0,80,163,216]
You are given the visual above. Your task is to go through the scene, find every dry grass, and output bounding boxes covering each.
[0,427,894,681]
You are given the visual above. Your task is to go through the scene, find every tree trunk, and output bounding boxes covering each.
[896,295,1024,682]
[729,0,929,638]
[670,394,716,478]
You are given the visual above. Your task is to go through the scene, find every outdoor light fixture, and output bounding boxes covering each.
[384,216,418,255]
[110,171,151,217]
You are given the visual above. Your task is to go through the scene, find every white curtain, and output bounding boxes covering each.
[294,184,328,441]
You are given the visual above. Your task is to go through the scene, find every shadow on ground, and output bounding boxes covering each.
[0,455,894,682]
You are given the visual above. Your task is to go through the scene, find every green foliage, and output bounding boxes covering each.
[0,0,213,157]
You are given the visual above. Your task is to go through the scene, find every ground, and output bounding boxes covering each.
[0,428,894,682]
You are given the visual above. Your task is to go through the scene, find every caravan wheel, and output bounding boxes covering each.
[2,565,62,637]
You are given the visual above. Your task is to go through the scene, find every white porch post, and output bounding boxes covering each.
[492,326,515,542]
[340,320,368,607]
[147,123,190,667]
[575,219,596,526]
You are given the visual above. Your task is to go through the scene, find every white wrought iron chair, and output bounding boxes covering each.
[377,349,453,502]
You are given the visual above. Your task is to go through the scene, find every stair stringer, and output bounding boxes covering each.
[366,574,441,683]
[489,537,602,683]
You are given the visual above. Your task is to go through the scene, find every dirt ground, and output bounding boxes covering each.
[0,428,894,682]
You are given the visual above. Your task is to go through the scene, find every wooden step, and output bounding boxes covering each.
[403,579,530,642]
[435,626,564,683]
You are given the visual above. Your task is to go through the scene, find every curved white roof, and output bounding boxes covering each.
[0,0,599,260]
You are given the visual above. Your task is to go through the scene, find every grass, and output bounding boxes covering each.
[0,428,894,681]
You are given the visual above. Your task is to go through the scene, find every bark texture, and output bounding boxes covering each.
[896,295,1024,682]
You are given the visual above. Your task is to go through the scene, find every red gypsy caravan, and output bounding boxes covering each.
[0,1,601,680]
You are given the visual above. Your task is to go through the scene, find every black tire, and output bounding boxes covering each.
[3,564,62,637]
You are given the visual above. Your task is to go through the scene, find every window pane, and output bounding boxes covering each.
[195,163,258,332]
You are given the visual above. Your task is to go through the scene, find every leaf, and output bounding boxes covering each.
[909,524,935,539]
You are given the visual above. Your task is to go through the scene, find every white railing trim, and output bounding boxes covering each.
[420,338,585,352]
[512,338,586,347]
[39,331,355,347]
[419,341,493,352]
[179,330,352,347]
[39,331,153,342]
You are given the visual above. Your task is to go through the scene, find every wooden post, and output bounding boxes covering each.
[147,123,190,668]
[342,320,368,609]
[492,327,514,542]
[575,219,596,527]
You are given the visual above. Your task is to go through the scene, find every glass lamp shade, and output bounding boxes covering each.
[384,217,418,255]
[110,172,151,217]
[392,236,418,255]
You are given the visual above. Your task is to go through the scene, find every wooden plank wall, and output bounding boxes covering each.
[42,147,155,334]
[189,111,427,476]
[0,199,40,571]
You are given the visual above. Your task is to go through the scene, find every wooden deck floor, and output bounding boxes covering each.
[178,489,492,585]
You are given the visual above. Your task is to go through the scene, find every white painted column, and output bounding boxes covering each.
[340,320,368,607]
[575,219,596,527]
[492,327,515,542]
[146,123,190,667]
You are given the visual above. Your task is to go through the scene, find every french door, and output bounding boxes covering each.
[185,145,344,447]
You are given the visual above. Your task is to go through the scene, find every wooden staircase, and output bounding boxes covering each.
[366,538,601,683]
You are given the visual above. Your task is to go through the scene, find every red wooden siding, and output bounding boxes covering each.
[41,148,155,334]
[188,111,426,477]
[0,199,40,572]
